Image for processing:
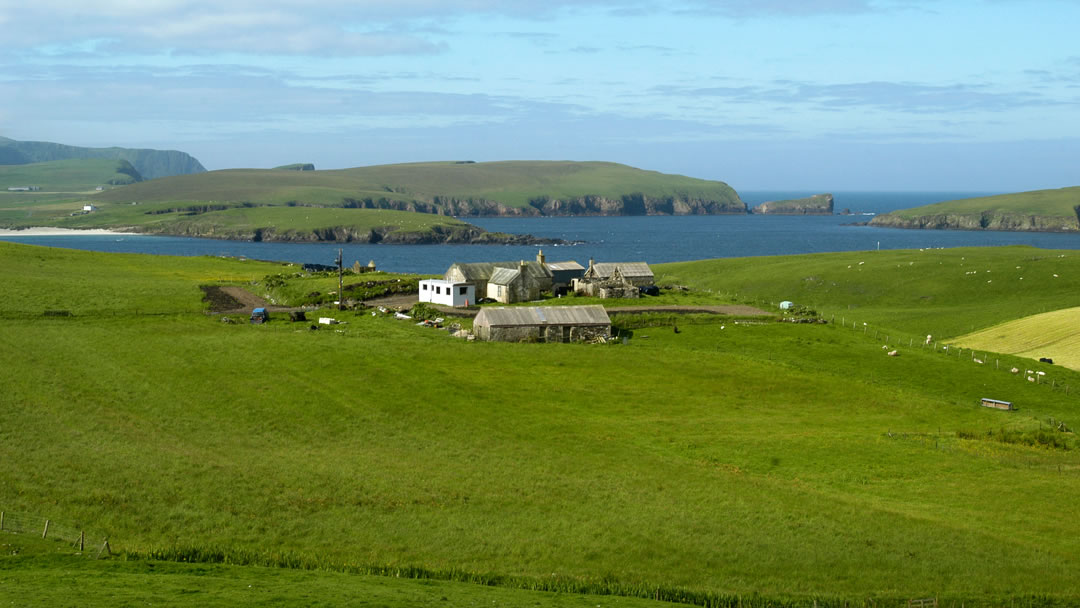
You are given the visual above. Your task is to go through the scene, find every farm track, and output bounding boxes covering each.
[202,285,304,314]
[213,287,771,318]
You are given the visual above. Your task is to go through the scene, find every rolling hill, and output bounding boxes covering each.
[0,136,205,180]
[2,242,1080,606]
[870,187,1080,232]
[90,161,746,216]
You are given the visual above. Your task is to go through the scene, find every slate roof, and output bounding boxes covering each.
[546,260,585,271]
[488,267,521,285]
[475,305,611,327]
[447,261,552,282]
[589,262,653,280]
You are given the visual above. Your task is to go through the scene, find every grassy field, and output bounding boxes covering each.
[3,241,1080,606]
[86,161,742,210]
[954,307,1080,371]
[884,187,1080,219]
[657,246,1080,339]
[0,158,141,192]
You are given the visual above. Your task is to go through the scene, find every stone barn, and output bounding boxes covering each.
[573,260,655,298]
[445,261,552,300]
[473,305,611,343]
[536,250,585,295]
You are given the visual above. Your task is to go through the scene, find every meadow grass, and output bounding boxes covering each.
[0,534,679,608]
[656,246,1080,339]
[954,306,1080,371]
[86,161,741,210]
[885,187,1080,219]
[0,158,138,192]
[3,242,1080,605]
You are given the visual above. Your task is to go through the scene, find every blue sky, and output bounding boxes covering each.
[1,0,1078,190]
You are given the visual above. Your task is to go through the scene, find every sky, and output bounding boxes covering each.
[1,0,1078,191]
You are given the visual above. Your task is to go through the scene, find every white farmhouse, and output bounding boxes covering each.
[418,279,475,308]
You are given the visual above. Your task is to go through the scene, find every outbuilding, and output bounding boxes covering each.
[473,305,611,343]
[419,279,475,307]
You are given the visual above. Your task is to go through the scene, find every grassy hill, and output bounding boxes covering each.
[0,158,141,192]
[89,161,745,216]
[658,246,1080,339]
[0,136,205,180]
[870,187,1080,232]
[3,241,1080,606]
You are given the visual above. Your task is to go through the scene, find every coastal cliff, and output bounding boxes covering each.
[129,222,566,245]
[341,193,747,217]
[869,211,1080,232]
[752,194,833,215]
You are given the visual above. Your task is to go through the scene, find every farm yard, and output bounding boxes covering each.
[2,241,1080,607]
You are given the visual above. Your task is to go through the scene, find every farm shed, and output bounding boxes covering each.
[980,398,1014,411]
[473,305,611,343]
[419,279,475,307]
[536,250,585,294]
[582,260,654,286]
[487,262,552,304]
[445,261,552,298]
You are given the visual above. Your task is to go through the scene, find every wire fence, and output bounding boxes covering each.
[0,509,111,558]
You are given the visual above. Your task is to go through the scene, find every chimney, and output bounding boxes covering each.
[519,260,527,272]
[536,249,545,264]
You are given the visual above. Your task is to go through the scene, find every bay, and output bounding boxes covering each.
[4,191,1080,275]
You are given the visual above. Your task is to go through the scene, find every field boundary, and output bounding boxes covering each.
[1,509,111,558]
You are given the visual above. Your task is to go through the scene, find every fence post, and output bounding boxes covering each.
[96,538,111,559]
[1,511,4,531]
[78,530,85,551]
[42,519,50,539]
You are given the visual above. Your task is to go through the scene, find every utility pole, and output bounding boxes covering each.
[336,248,344,311]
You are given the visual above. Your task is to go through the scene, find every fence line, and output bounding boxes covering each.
[826,313,1077,404]
[0,509,111,558]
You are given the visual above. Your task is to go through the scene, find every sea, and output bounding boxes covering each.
[4,191,1080,274]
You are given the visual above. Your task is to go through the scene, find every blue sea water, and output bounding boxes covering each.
[4,191,1080,274]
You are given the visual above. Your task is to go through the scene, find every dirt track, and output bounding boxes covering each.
[202,286,304,314]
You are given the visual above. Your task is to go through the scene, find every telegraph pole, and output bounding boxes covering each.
[336,248,344,311]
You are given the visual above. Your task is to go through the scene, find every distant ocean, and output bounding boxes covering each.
[5,191,1080,274]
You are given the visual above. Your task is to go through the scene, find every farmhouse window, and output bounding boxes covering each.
[459,287,467,295]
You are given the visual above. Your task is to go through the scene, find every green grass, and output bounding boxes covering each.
[886,187,1080,219]
[87,161,741,210]
[656,246,1080,339]
[954,307,1080,371]
[1,534,676,608]
[0,158,140,192]
[3,242,1080,605]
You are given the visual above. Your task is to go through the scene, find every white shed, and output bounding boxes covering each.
[419,279,475,307]
[82,204,98,212]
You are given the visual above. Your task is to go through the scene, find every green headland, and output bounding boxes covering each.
[871,186,1080,232]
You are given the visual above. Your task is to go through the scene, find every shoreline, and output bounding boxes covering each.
[0,227,133,236]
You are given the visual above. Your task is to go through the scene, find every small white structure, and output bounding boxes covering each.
[82,204,98,212]
[419,279,475,308]
[779,301,794,310]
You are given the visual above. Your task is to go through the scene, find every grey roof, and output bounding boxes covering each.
[546,260,585,271]
[488,267,521,285]
[448,261,552,282]
[475,305,611,327]
[589,262,653,280]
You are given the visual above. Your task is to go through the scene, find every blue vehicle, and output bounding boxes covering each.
[250,307,269,324]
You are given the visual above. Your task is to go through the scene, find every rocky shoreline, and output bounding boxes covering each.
[869,212,1080,232]
[128,223,571,245]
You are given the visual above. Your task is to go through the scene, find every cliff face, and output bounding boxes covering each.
[342,193,746,217]
[128,222,565,245]
[752,194,833,215]
[0,137,206,179]
[869,211,1080,232]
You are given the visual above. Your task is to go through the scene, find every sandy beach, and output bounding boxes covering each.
[0,227,131,236]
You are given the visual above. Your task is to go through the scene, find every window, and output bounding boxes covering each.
[422,284,428,290]
[459,286,468,295]
[435,286,441,294]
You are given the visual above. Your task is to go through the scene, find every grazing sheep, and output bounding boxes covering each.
[887,350,898,357]
[1010,367,1019,374]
